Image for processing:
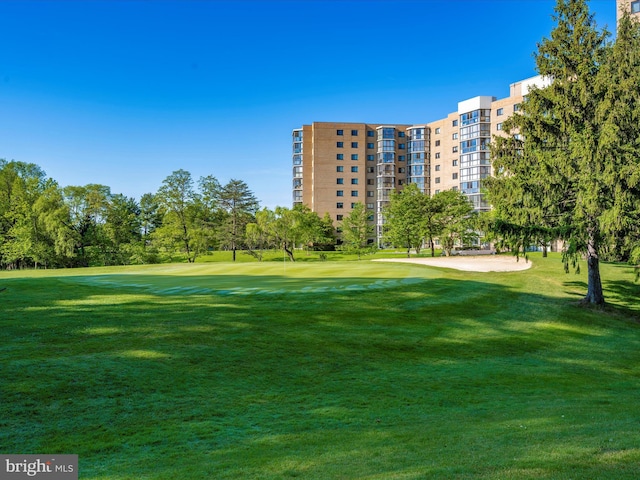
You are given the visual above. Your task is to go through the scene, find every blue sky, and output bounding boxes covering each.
[0,0,617,209]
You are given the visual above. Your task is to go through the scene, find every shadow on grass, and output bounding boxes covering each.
[2,272,640,479]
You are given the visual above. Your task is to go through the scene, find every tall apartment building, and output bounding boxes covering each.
[293,0,633,246]
[292,76,547,245]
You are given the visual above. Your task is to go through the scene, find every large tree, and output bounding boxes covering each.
[383,183,429,257]
[433,189,477,257]
[339,202,376,259]
[487,0,640,305]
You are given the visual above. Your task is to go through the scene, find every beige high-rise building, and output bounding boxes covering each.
[292,76,548,246]
[617,0,640,23]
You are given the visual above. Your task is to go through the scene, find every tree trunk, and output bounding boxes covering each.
[583,233,605,305]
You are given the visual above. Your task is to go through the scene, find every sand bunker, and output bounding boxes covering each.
[374,255,532,272]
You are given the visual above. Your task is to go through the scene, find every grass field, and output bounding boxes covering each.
[1,253,640,479]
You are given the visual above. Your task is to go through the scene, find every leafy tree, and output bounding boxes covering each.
[339,202,376,259]
[433,190,476,257]
[487,0,640,305]
[383,183,429,257]
[104,194,141,264]
[155,170,203,263]
[244,208,275,261]
[207,178,259,261]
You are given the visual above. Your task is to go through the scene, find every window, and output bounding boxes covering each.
[367,191,374,197]
[452,146,458,153]
[398,155,405,161]
[398,131,405,137]
[337,202,344,209]
[367,179,374,185]
[435,165,441,171]
[337,129,344,135]
[435,140,441,147]
[367,167,375,173]
[367,130,375,137]
[398,180,404,185]
[351,203,358,208]
[337,154,344,160]
[435,153,441,159]
[452,173,458,180]
[452,159,458,166]
[337,190,344,196]
[337,142,344,148]
[351,190,359,197]
[367,203,374,209]
[497,108,504,116]
[351,129,358,136]
[514,104,521,112]
[435,127,441,134]
[398,143,405,150]
[367,155,375,161]
[351,142,358,148]
[367,143,375,149]
[351,154,359,160]
[351,178,358,185]
[336,166,344,172]
[435,177,441,184]
[351,166,358,172]
[497,123,503,131]
[633,1,640,13]
[435,190,440,194]
[398,167,405,173]
[452,133,458,140]
[452,186,458,191]
[337,214,343,220]
[337,178,344,184]
[452,120,458,127]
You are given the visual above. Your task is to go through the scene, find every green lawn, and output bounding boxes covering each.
[1,253,640,479]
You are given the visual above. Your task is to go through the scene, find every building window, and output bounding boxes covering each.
[452,120,458,127]
[435,190,440,194]
[337,178,344,184]
[351,154,359,160]
[351,178,358,185]
[337,190,344,196]
[367,167,375,173]
[367,143,375,149]
[514,104,521,112]
[351,129,358,136]
[337,142,344,148]
[337,202,343,209]
[337,214,343,220]
[337,154,344,160]
[497,123,503,131]
[452,133,458,140]
[398,180,404,185]
[435,165,441,171]
[398,131,405,137]
[351,142,358,148]
[452,173,458,180]
[367,155,375,161]
[435,153,441,159]
[337,129,344,136]
[367,191,374,198]
[435,177,441,184]
[435,127,441,134]
[351,190,358,197]
[452,186,458,191]
[497,108,504,116]
[367,130,375,137]
[367,179,374,185]
[337,166,344,172]
[351,203,358,208]
[351,166,358,172]
[399,143,405,149]
[398,167,405,173]
[367,203,374,209]
[435,140,441,147]
[452,159,458,166]
[452,146,458,153]
[633,1,640,13]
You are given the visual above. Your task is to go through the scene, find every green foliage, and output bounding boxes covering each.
[338,202,376,259]
[487,0,640,305]
[383,183,430,257]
